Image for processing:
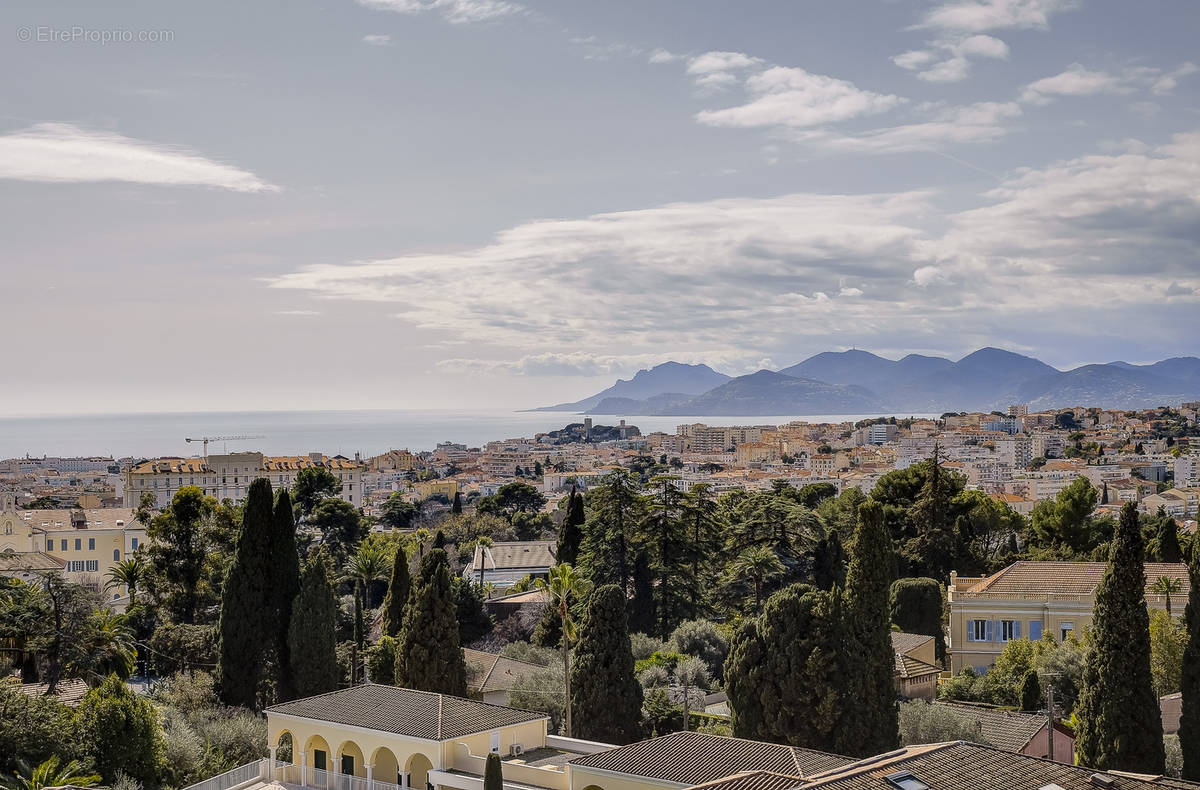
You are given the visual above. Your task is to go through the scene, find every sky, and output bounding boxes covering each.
[2,0,1198,415]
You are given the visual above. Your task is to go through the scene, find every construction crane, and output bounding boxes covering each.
[184,435,264,458]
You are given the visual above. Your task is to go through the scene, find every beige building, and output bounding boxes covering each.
[125,452,363,508]
[891,633,941,702]
[947,561,1189,673]
[0,492,146,601]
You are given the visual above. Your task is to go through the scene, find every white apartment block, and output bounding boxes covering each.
[996,436,1033,470]
[1031,432,1065,459]
[124,452,363,507]
[1176,455,1200,488]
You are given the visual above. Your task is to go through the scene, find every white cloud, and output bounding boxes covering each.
[0,123,278,192]
[686,51,763,75]
[893,34,1009,82]
[361,34,392,46]
[648,49,681,65]
[1020,64,1128,104]
[1020,61,1198,104]
[696,66,905,128]
[917,0,1081,33]
[356,0,522,24]
[438,351,752,377]
[268,191,936,357]
[275,310,322,316]
[796,101,1022,152]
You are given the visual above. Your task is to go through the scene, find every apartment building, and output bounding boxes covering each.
[994,436,1032,470]
[947,561,1189,673]
[125,452,363,507]
[0,492,146,601]
[1141,487,1200,518]
[1030,432,1064,459]
[1177,454,1200,488]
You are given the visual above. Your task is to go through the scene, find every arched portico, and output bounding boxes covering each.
[336,740,367,778]
[370,746,401,788]
[405,753,433,790]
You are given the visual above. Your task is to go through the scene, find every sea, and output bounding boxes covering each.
[0,409,935,460]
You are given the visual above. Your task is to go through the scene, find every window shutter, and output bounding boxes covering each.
[1014,621,1022,639]
[966,622,974,642]
[986,620,994,642]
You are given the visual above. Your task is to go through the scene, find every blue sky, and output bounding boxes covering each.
[2,0,1198,414]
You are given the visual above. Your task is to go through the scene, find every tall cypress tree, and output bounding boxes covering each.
[1075,502,1165,773]
[811,528,846,591]
[289,558,340,698]
[271,489,302,701]
[483,753,502,790]
[396,549,467,695]
[1181,542,1200,779]
[556,487,585,566]
[451,491,463,515]
[838,500,897,757]
[218,478,275,707]
[726,583,840,751]
[570,584,643,744]
[381,545,410,638]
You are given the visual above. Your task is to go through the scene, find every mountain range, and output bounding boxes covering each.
[533,349,1200,416]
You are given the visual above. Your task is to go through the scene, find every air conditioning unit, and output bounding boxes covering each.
[509,744,524,757]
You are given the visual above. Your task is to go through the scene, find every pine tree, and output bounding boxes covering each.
[890,577,946,663]
[838,500,898,757]
[451,491,463,515]
[218,478,275,707]
[484,753,502,790]
[578,470,642,593]
[76,675,163,783]
[1075,502,1165,773]
[288,558,340,698]
[1020,670,1042,712]
[682,483,721,620]
[381,545,411,638]
[570,584,643,744]
[1158,510,1183,563]
[397,549,467,695]
[725,583,840,750]
[433,530,446,550]
[644,475,691,639]
[271,489,302,701]
[905,447,957,580]
[1181,542,1200,779]
[354,584,365,650]
[556,487,585,566]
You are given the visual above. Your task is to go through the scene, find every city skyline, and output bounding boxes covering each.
[3,0,1198,415]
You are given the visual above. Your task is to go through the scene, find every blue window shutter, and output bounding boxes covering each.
[1029,621,1042,641]
[1014,620,1021,639]
[985,620,994,642]
[966,622,974,642]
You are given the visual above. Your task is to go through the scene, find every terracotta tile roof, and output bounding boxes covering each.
[0,550,64,573]
[932,702,1047,752]
[966,561,1189,598]
[684,772,802,790]
[799,741,1200,790]
[472,541,556,571]
[464,649,544,693]
[894,653,942,680]
[265,684,546,740]
[890,633,934,656]
[569,731,851,785]
[12,677,90,707]
[21,508,139,531]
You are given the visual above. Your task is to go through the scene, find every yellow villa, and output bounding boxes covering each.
[193,685,855,790]
[947,561,1190,673]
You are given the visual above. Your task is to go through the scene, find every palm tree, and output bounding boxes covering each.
[0,756,100,790]
[729,546,785,614]
[1152,575,1183,617]
[104,556,145,607]
[535,563,590,738]
[71,609,137,681]
[343,542,393,608]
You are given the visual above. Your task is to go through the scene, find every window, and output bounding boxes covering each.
[1000,620,1020,641]
[114,549,121,561]
[132,538,139,550]
[88,538,95,550]
[1060,622,1075,641]
[86,560,98,572]
[61,539,67,551]
[886,772,930,790]
[1029,621,1043,641]
[75,538,81,551]
[970,619,989,641]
